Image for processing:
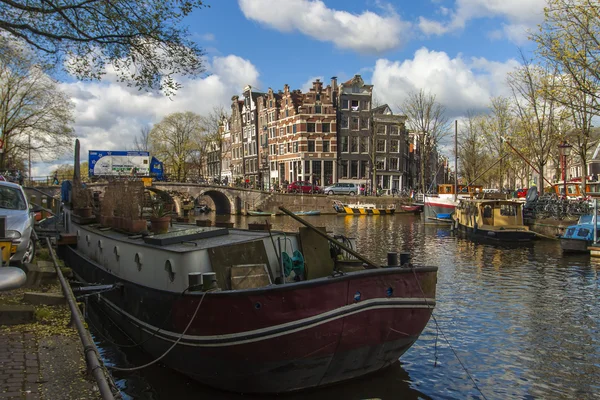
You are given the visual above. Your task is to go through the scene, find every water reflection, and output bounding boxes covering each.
[90,214,600,399]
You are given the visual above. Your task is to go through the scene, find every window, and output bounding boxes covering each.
[376,156,385,170]
[351,137,359,152]
[307,123,316,133]
[312,161,321,178]
[360,160,368,178]
[390,125,398,135]
[341,116,349,129]
[362,100,370,111]
[377,139,386,152]
[342,99,349,109]
[341,137,348,153]
[269,100,273,108]
[286,125,291,134]
[322,140,330,152]
[341,160,349,178]
[360,137,368,153]
[351,117,359,130]
[391,140,399,152]
[350,160,358,178]
[293,142,299,153]
[308,140,315,152]
[352,86,360,93]
[389,157,399,170]
[279,144,285,154]
[293,124,297,134]
[243,115,246,123]
[280,128,284,136]
[377,125,386,134]
[351,100,359,110]
[315,105,322,114]
[361,117,369,130]
[322,123,330,133]
[287,142,291,152]
[285,109,289,117]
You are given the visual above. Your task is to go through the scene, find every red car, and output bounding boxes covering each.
[287,181,321,194]
[516,188,528,198]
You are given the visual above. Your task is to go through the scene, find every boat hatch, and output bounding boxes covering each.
[143,227,229,246]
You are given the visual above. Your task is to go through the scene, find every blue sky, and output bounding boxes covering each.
[40,0,548,176]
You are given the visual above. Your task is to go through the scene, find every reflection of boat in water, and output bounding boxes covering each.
[294,210,320,216]
[332,200,396,215]
[398,205,422,214]
[560,214,599,253]
[454,198,536,243]
[423,184,482,220]
[62,208,437,394]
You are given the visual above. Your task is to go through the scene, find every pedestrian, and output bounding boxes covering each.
[52,172,59,185]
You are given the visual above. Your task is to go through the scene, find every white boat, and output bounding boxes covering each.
[423,184,483,220]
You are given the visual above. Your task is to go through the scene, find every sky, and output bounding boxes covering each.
[39,0,549,177]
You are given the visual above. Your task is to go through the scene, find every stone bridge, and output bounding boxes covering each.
[24,183,279,215]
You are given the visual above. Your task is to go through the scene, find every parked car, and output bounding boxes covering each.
[287,181,321,194]
[0,181,36,266]
[322,182,359,196]
[516,188,528,198]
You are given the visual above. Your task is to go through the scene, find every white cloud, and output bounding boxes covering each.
[238,0,411,53]
[419,0,546,42]
[40,55,260,173]
[371,47,520,118]
[200,33,215,41]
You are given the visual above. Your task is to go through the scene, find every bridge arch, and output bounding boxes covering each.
[199,189,235,215]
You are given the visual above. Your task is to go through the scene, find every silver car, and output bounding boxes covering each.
[322,183,359,195]
[0,181,36,266]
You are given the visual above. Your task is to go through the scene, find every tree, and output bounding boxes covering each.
[480,97,516,189]
[458,111,489,186]
[0,46,74,170]
[149,111,203,181]
[399,89,450,193]
[0,0,208,95]
[507,55,561,193]
[132,126,151,152]
[532,0,600,192]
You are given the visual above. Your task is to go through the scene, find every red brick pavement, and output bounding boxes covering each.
[0,331,40,400]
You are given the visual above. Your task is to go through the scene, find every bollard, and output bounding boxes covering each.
[387,252,399,267]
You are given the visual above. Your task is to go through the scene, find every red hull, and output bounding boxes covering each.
[65,246,437,393]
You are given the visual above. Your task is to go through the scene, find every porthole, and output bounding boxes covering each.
[135,253,142,271]
[165,260,175,282]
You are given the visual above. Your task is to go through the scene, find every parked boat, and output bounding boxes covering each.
[399,205,422,214]
[332,200,396,215]
[247,210,277,216]
[453,198,536,242]
[61,208,437,394]
[560,214,600,252]
[423,184,483,220]
[293,210,321,216]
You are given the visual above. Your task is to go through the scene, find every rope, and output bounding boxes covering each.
[109,290,207,372]
[86,287,192,349]
[410,267,489,400]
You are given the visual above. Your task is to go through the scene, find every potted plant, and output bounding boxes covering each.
[72,185,93,218]
[124,183,147,233]
[148,200,172,234]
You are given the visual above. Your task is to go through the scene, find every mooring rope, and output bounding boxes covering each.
[109,290,207,372]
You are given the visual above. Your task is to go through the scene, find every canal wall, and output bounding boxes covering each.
[525,218,575,239]
[250,194,405,215]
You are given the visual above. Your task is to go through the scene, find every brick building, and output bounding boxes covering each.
[241,85,265,187]
[257,88,282,189]
[272,79,338,186]
[229,95,244,182]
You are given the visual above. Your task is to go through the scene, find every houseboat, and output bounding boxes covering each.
[560,214,600,252]
[423,184,483,220]
[453,198,536,243]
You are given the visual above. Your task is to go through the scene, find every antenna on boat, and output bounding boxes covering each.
[454,120,458,202]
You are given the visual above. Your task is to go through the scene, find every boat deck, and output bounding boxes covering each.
[80,224,276,253]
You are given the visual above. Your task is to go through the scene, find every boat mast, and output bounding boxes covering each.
[454,120,458,202]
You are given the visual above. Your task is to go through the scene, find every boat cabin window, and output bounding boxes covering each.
[577,228,590,237]
[500,204,517,216]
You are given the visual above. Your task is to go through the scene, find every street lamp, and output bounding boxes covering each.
[558,141,572,198]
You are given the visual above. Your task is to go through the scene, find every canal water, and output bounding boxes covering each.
[89,214,600,399]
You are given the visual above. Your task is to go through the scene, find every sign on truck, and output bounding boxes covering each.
[88,150,164,180]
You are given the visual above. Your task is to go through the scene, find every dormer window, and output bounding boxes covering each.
[316,93,321,101]
[315,105,322,114]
